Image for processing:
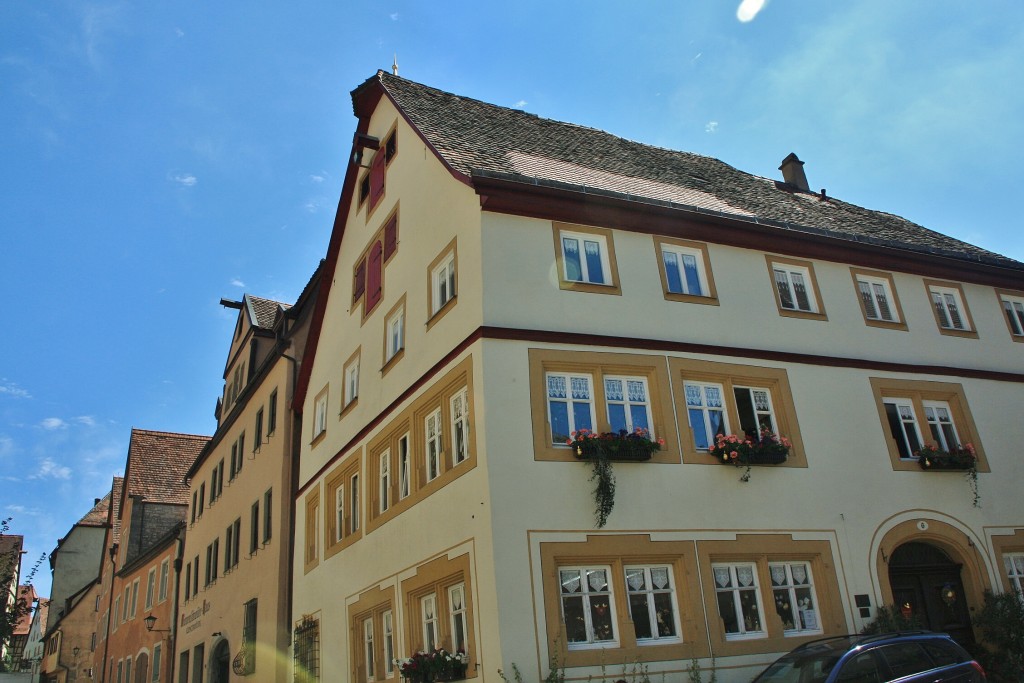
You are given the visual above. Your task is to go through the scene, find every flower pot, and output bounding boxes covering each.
[573,439,656,462]
[918,454,975,471]
[744,450,788,465]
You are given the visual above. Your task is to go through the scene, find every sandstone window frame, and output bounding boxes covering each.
[529,349,679,464]
[400,553,477,678]
[850,268,907,331]
[653,236,718,305]
[325,452,363,560]
[669,358,806,468]
[924,279,977,338]
[766,255,827,321]
[552,222,622,296]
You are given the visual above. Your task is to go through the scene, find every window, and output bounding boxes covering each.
[384,130,397,164]
[851,269,906,329]
[713,563,765,639]
[184,562,191,601]
[304,489,320,572]
[210,466,219,503]
[129,579,139,619]
[925,280,976,337]
[145,568,156,611]
[158,558,169,602]
[379,450,391,514]
[997,290,1024,341]
[225,518,241,571]
[343,350,360,412]
[191,491,197,524]
[604,376,652,434]
[325,457,361,558]
[241,599,257,675]
[398,435,411,500]
[654,238,717,303]
[263,488,273,544]
[671,358,805,467]
[178,652,189,683]
[401,553,476,660]
[551,223,621,295]
[869,378,986,472]
[769,562,821,635]
[363,617,376,679]
[1003,553,1024,595]
[313,387,329,440]
[450,388,470,466]
[250,500,260,554]
[421,593,439,651]
[383,611,395,678]
[192,644,204,683]
[198,483,205,517]
[294,616,321,683]
[192,555,199,596]
[113,596,120,631]
[152,643,161,682]
[448,584,469,653]
[559,566,618,647]
[624,565,681,643]
[425,408,442,482]
[205,539,220,586]
[767,256,826,320]
[384,298,406,368]
[230,432,245,479]
[545,372,596,445]
[430,248,457,317]
[531,350,680,463]
[268,389,278,436]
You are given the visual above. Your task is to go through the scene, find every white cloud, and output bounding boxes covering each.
[304,199,321,213]
[737,0,767,22]
[0,435,13,458]
[171,173,197,187]
[390,12,399,20]
[34,458,71,480]
[705,121,719,133]
[40,417,68,430]
[514,100,528,109]
[74,416,96,427]
[230,278,245,288]
[0,379,30,398]
[175,28,185,38]
[309,173,326,184]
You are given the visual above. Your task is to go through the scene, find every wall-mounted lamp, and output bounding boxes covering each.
[212,631,223,638]
[144,615,170,634]
[72,646,80,658]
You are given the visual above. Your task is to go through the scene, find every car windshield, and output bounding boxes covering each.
[754,643,850,683]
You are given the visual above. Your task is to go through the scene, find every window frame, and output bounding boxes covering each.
[450,387,470,467]
[768,561,823,637]
[529,349,680,464]
[996,288,1024,342]
[552,222,622,295]
[347,585,395,683]
[868,377,988,472]
[924,279,977,338]
[342,349,361,416]
[766,256,827,321]
[303,488,320,574]
[158,558,169,603]
[427,239,459,327]
[557,565,620,649]
[400,553,476,670]
[850,268,907,330]
[325,454,362,559]
[653,237,718,305]
[670,358,806,468]
[382,296,407,374]
[312,386,329,443]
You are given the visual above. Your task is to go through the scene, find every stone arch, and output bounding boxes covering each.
[874,516,992,644]
[209,638,231,683]
[134,651,149,683]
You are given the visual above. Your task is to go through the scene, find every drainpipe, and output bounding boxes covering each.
[167,526,185,683]
[99,543,118,683]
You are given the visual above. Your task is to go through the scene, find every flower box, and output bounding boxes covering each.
[743,449,789,465]
[568,428,664,462]
[709,430,792,481]
[915,444,977,472]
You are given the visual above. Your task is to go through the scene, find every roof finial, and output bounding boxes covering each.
[392,54,399,76]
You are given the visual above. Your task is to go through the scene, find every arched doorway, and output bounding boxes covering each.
[210,639,231,683]
[888,541,974,648]
[134,652,149,682]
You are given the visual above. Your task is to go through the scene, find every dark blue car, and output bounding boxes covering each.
[751,631,985,683]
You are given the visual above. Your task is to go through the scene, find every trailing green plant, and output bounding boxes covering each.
[590,455,616,528]
[686,658,702,683]
[914,442,980,507]
[972,590,1024,681]
[621,659,650,683]
[859,604,922,634]
[709,430,791,482]
[498,647,566,683]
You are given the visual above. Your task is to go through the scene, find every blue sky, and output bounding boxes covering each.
[2,1,1022,599]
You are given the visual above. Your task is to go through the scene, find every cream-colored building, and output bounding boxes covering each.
[176,277,318,683]
[291,71,1024,683]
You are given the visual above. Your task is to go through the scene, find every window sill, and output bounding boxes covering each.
[863,317,908,331]
[936,326,979,339]
[381,349,405,377]
[557,280,622,296]
[310,430,327,448]
[663,291,719,306]
[777,307,827,321]
[339,397,359,419]
[426,296,457,331]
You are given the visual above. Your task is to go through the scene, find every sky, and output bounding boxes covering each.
[2,1,1023,600]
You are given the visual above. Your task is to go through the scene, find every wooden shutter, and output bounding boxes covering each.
[366,241,383,311]
[369,151,385,210]
[353,258,366,303]
[383,215,398,260]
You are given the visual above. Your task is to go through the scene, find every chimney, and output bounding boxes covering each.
[779,153,810,192]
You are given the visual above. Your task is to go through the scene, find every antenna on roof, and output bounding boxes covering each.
[392,54,399,76]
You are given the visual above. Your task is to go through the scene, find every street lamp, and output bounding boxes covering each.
[144,615,170,633]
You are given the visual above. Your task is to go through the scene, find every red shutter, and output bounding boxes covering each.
[369,151,385,210]
[383,215,398,260]
[352,258,366,303]
[366,240,383,311]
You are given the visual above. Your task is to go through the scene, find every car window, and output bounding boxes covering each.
[921,640,965,667]
[835,652,882,683]
[878,642,934,678]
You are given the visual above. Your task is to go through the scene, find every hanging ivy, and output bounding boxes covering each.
[589,455,616,528]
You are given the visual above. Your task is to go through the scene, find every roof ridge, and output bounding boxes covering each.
[130,427,212,440]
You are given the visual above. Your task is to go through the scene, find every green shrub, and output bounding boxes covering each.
[973,591,1024,682]
[859,604,921,634]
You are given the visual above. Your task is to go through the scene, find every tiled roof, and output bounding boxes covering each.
[77,492,111,527]
[123,429,210,507]
[370,72,1020,269]
[247,295,290,330]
